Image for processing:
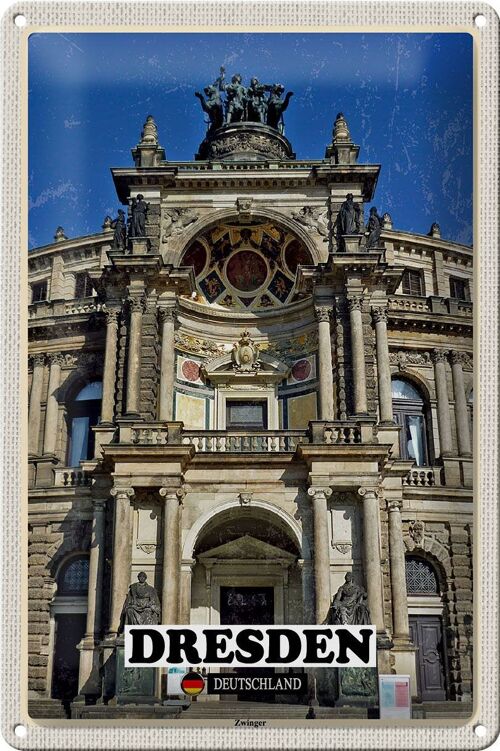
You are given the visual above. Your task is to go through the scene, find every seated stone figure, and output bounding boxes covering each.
[120,571,160,630]
[324,572,371,626]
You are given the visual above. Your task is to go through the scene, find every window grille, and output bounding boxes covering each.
[405,556,439,595]
[58,557,89,595]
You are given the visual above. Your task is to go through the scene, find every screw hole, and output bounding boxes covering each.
[14,725,27,738]
[14,14,26,27]
[474,14,487,28]
[474,724,487,737]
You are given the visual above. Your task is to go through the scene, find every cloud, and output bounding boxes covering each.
[29,181,79,211]
[64,117,82,129]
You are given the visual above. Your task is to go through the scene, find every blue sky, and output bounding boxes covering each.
[28,32,473,249]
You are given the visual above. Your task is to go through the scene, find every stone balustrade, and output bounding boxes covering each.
[54,467,92,487]
[182,430,308,453]
[403,466,443,487]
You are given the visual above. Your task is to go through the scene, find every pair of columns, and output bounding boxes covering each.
[101,297,177,423]
[432,349,472,457]
[28,352,64,456]
[106,486,183,638]
[308,485,409,641]
[315,298,393,421]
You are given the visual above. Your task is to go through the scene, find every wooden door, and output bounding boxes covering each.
[409,615,447,701]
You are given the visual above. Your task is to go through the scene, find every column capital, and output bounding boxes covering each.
[158,305,177,324]
[348,296,363,312]
[387,498,403,513]
[307,486,332,500]
[450,350,466,366]
[128,294,146,313]
[431,348,448,364]
[110,486,134,500]
[358,486,380,500]
[93,499,107,512]
[47,351,64,367]
[314,306,331,323]
[159,487,185,503]
[104,306,120,327]
[371,306,388,324]
[29,353,46,368]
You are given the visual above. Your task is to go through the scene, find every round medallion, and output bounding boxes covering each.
[284,240,312,275]
[181,241,207,277]
[225,250,268,293]
[181,359,201,382]
[291,358,312,381]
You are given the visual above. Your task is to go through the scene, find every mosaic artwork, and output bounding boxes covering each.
[181,222,312,309]
[226,250,268,292]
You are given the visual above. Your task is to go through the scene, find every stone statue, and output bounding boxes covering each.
[223,72,247,124]
[338,193,361,236]
[111,209,127,250]
[324,572,371,626]
[246,77,272,124]
[129,194,150,238]
[365,207,382,249]
[195,85,224,132]
[292,206,329,238]
[120,571,160,629]
[266,84,294,130]
[161,208,198,242]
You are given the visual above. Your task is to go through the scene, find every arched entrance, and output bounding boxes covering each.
[184,501,308,702]
[406,555,447,701]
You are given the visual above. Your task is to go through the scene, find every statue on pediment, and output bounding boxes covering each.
[325,572,371,626]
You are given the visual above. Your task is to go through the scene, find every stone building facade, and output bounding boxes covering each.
[27,112,473,719]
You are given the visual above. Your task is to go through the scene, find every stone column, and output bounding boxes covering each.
[450,351,472,457]
[349,297,368,415]
[84,500,107,638]
[28,354,45,455]
[307,486,332,623]
[432,349,453,456]
[108,487,134,636]
[158,306,177,421]
[372,307,393,423]
[387,499,410,639]
[43,352,63,455]
[159,488,184,624]
[358,487,385,632]
[125,295,145,418]
[315,306,335,421]
[100,307,120,425]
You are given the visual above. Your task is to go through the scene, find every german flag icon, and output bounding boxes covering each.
[181,671,205,696]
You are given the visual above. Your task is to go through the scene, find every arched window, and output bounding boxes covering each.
[405,555,439,595]
[57,556,89,596]
[67,381,102,466]
[392,378,430,466]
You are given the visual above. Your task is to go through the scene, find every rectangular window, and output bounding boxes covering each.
[226,400,267,429]
[74,272,93,299]
[31,280,47,303]
[402,269,424,296]
[449,276,470,301]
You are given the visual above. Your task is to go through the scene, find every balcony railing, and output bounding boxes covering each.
[182,430,308,453]
[54,467,92,487]
[403,466,443,487]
